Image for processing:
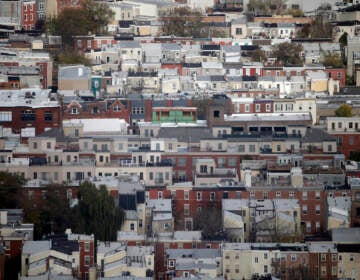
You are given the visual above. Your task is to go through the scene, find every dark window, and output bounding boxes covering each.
[44,111,53,121]
[21,110,36,121]
[213,110,220,118]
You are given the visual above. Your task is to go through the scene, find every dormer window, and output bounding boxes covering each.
[113,105,121,111]
[71,107,79,114]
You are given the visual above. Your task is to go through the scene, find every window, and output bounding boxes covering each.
[235,28,242,35]
[321,254,327,262]
[210,192,215,201]
[184,190,189,200]
[43,110,52,122]
[264,253,268,259]
[332,254,337,262]
[254,257,258,263]
[84,242,90,252]
[263,191,268,199]
[291,254,296,261]
[158,191,162,199]
[0,111,12,121]
[168,260,175,267]
[130,223,135,231]
[71,107,79,114]
[255,104,261,112]
[264,265,268,273]
[178,158,186,167]
[33,142,38,149]
[184,204,189,215]
[81,257,90,270]
[21,110,36,121]
[302,191,307,200]
[266,104,271,112]
[218,143,223,150]
[321,266,326,276]
[316,205,320,215]
[349,136,354,145]
[306,221,311,232]
[289,191,294,198]
[238,145,245,152]
[228,157,236,167]
[302,205,307,215]
[250,191,255,199]
[197,191,202,201]
[316,191,320,199]
[245,104,250,112]
[331,266,337,276]
[249,144,255,152]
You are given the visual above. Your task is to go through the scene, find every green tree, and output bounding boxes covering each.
[310,15,333,38]
[251,48,267,62]
[162,7,204,37]
[193,207,223,240]
[22,184,73,239]
[323,53,344,68]
[0,171,25,209]
[339,32,348,48]
[56,51,90,66]
[71,182,124,241]
[272,42,303,66]
[335,104,352,117]
[247,0,285,16]
[47,0,114,47]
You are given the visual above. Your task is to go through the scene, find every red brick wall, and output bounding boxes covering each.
[0,106,61,135]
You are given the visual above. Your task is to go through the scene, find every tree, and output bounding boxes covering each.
[251,48,267,62]
[339,32,348,48]
[22,184,73,239]
[247,0,285,16]
[323,53,344,68]
[47,0,114,47]
[162,7,204,37]
[71,182,124,241]
[56,51,90,66]
[310,15,333,38]
[0,172,25,209]
[272,42,303,66]
[335,104,352,117]
[193,207,223,239]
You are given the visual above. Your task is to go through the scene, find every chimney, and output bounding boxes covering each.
[291,167,303,188]
[244,169,252,188]
[0,210,7,225]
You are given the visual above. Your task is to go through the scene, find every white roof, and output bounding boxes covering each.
[0,88,58,108]
[225,112,311,122]
[222,199,249,211]
[63,118,128,134]
[22,240,50,255]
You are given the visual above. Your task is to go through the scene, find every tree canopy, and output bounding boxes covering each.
[0,171,24,208]
[335,104,352,117]
[247,0,285,16]
[272,42,303,66]
[162,7,204,37]
[47,0,114,47]
[323,53,344,68]
[193,207,223,240]
[71,181,124,241]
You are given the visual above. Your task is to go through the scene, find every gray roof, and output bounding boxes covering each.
[161,43,181,51]
[302,127,336,143]
[166,248,221,259]
[332,228,360,243]
[58,65,91,80]
[157,127,213,142]
[22,240,51,255]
